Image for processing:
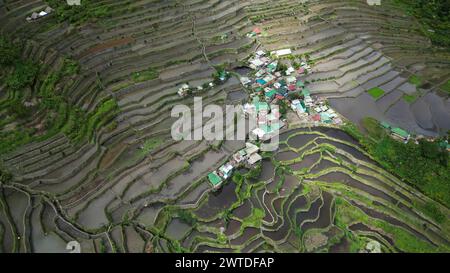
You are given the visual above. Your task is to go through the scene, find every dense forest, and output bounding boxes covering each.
[394,0,450,47]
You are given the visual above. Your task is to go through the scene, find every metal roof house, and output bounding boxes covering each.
[208,172,223,188]
[391,127,410,141]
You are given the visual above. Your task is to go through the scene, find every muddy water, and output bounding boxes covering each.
[314,127,359,145]
[411,97,435,132]
[280,175,300,195]
[125,226,145,253]
[233,66,252,76]
[259,159,275,182]
[224,219,241,237]
[230,227,260,246]
[349,222,395,246]
[288,195,308,216]
[178,182,210,206]
[329,237,350,253]
[137,203,164,227]
[30,204,67,253]
[161,150,227,198]
[296,197,322,227]
[279,128,310,142]
[287,134,319,149]
[314,138,368,162]
[227,90,248,102]
[242,237,264,253]
[424,92,450,134]
[301,192,333,231]
[233,199,253,219]
[182,230,216,249]
[329,94,385,131]
[262,192,277,223]
[318,172,396,203]
[196,244,234,253]
[194,182,237,219]
[274,150,299,161]
[289,153,321,171]
[166,218,192,241]
[351,201,435,246]
[310,158,339,173]
[77,190,115,229]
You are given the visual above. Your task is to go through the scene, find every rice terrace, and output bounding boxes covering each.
[0,0,449,254]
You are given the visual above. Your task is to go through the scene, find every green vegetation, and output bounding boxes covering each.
[408,75,422,86]
[367,87,385,99]
[392,0,450,47]
[420,201,446,224]
[335,197,443,252]
[5,60,39,91]
[344,118,450,207]
[45,0,113,25]
[0,168,12,184]
[212,67,230,85]
[403,94,418,103]
[0,36,19,66]
[0,34,119,154]
[241,208,265,230]
[277,99,289,118]
[61,58,80,76]
[132,67,159,83]
[177,210,197,226]
[440,80,450,94]
[140,137,164,156]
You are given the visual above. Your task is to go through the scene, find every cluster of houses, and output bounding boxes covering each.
[242,49,343,126]
[26,6,53,22]
[246,27,263,38]
[380,121,450,150]
[177,71,229,97]
[242,96,285,141]
[208,142,262,188]
[178,82,213,97]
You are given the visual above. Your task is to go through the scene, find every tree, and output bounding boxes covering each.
[278,99,289,117]
[6,60,39,91]
[0,36,19,66]
[0,169,12,183]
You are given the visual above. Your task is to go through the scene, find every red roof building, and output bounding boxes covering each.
[288,84,296,91]
[253,27,261,34]
[312,114,321,122]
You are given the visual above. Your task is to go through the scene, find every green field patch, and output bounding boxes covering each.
[402,94,418,104]
[408,75,422,86]
[140,137,164,156]
[367,87,385,100]
[241,208,265,230]
[132,67,159,83]
[440,80,450,94]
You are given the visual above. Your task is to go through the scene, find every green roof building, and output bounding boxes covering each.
[380,121,391,129]
[208,172,223,187]
[391,127,409,139]
[265,89,276,99]
[320,113,332,123]
[254,96,269,112]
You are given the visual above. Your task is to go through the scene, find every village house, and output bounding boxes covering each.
[271,48,292,58]
[26,6,53,22]
[177,83,190,97]
[391,127,410,142]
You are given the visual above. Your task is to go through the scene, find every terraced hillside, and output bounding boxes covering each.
[0,0,448,253]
